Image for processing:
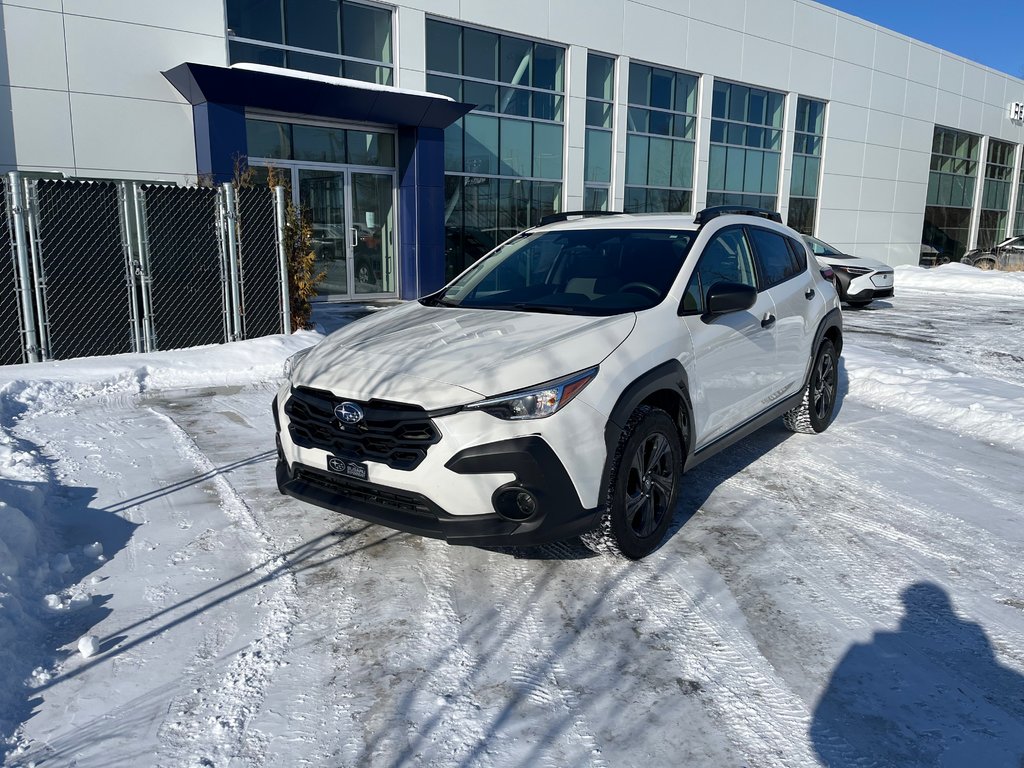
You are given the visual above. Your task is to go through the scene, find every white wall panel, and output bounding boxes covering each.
[551,0,624,53]
[743,0,794,45]
[64,15,226,101]
[893,180,928,214]
[71,94,195,179]
[856,210,894,243]
[1,0,62,12]
[829,60,872,106]
[869,71,907,116]
[791,2,835,58]
[689,0,744,32]
[907,44,940,87]
[740,35,789,88]
[61,0,224,35]
[788,48,832,99]
[961,64,987,100]
[396,6,426,76]
[862,144,901,181]
[815,208,859,243]
[937,55,965,95]
[818,173,861,209]
[934,89,961,128]
[864,110,903,148]
[903,80,936,122]
[622,2,689,67]
[833,15,875,68]
[957,98,984,135]
[1,5,68,91]
[686,19,743,82]
[822,137,865,176]
[899,118,934,152]
[873,32,908,77]
[859,177,895,211]
[8,87,75,170]
[458,0,550,40]
[825,102,868,142]
[895,149,930,183]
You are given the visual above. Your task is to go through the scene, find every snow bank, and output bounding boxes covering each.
[894,263,1024,297]
[844,343,1024,451]
[0,332,321,754]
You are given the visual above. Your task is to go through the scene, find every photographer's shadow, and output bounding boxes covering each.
[811,582,1024,767]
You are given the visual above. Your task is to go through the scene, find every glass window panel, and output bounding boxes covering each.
[287,50,343,77]
[650,68,673,109]
[669,190,691,213]
[727,123,745,146]
[649,110,672,136]
[464,114,499,175]
[725,146,745,190]
[499,179,530,237]
[809,100,824,133]
[463,176,499,246]
[708,145,727,191]
[762,152,780,195]
[247,119,292,160]
[624,187,647,213]
[588,54,614,100]
[444,120,463,172]
[796,99,809,133]
[499,87,530,117]
[229,40,286,68]
[533,92,563,121]
[342,1,391,63]
[464,27,498,81]
[628,107,649,134]
[585,128,612,183]
[767,92,785,127]
[444,176,466,280]
[531,181,561,224]
[767,129,782,151]
[803,157,820,198]
[586,100,612,128]
[426,19,460,74]
[343,61,392,85]
[533,44,563,91]
[584,186,610,211]
[532,122,563,179]
[427,74,461,101]
[728,85,748,122]
[285,0,339,54]
[787,197,816,236]
[500,118,532,177]
[626,135,649,186]
[791,154,807,197]
[227,0,283,44]
[673,115,695,140]
[647,188,670,212]
[293,124,346,163]
[466,81,499,113]
[748,90,766,126]
[710,120,726,144]
[712,81,728,118]
[747,126,764,149]
[500,36,532,86]
[629,64,650,106]
[347,130,394,167]
[671,141,694,189]
[648,137,672,187]
[743,149,764,194]
[675,74,697,114]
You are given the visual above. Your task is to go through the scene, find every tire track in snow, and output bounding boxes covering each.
[150,408,298,768]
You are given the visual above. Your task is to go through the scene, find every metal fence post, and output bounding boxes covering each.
[223,183,243,341]
[22,177,50,360]
[131,182,156,352]
[118,182,143,353]
[274,185,291,335]
[8,172,39,363]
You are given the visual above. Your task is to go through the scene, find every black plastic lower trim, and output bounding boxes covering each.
[278,435,600,547]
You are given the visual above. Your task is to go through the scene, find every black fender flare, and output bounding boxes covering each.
[806,307,843,388]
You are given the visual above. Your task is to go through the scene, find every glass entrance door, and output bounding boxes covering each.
[280,166,397,300]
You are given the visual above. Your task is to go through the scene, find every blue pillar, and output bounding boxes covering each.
[397,126,446,300]
[193,102,246,184]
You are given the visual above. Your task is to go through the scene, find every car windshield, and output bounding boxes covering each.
[804,235,854,259]
[427,229,696,316]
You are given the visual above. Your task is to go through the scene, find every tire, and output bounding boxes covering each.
[581,406,683,560]
[974,258,996,271]
[784,339,838,434]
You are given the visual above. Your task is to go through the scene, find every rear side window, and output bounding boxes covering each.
[748,227,803,288]
[786,236,808,272]
[681,227,756,314]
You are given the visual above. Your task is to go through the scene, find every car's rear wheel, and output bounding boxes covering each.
[582,406,682,560]
[974,258,996,271]
[784,339,838,434]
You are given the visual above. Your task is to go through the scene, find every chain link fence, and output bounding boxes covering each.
[1,173,288,364]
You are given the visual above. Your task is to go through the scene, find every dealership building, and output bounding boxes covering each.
[1,0,1023,301]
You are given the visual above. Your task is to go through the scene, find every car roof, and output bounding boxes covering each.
[536,211,789,233]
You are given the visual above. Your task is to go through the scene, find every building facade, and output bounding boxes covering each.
[2,0,1023,301]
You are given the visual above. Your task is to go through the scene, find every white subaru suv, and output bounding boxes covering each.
[274,207,842,559]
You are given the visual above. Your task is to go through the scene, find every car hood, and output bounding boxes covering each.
[814,253,891,272]
[293,302,636,410]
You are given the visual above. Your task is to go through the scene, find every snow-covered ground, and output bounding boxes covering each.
[2,266,1023,767]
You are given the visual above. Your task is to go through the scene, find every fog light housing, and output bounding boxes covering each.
[494,488,539,521]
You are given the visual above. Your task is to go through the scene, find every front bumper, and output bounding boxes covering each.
[273,388,606,547]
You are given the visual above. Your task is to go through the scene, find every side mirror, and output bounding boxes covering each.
[704,282,757,317]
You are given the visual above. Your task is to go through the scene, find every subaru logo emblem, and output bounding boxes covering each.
[335,402,364,425]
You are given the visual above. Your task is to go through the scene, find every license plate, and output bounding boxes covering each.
[327,457,368,481]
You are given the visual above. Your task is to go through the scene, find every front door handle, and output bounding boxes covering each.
[805,288,815,299]
[761,313,776,329]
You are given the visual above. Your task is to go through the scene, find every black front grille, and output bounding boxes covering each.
[285,387,441,471]
[295,466,438,520]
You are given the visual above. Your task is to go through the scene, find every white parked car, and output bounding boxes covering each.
[275,207,843,559]
[803,235,895,307]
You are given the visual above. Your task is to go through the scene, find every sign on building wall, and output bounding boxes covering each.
[1011,101,1024,122]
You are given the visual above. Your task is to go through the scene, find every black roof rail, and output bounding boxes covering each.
[538,210,621,226]
[694,206,783,227]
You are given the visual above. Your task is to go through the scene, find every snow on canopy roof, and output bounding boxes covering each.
[230,63,455,102]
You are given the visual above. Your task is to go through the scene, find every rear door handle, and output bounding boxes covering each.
[805,288,815,299]
[761,313,776,329]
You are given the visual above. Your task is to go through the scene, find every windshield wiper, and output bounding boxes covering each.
[508,303,579,314]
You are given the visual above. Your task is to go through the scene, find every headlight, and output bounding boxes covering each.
[465,367,598,420]
[833,265,872,276]
[283,346,315,381]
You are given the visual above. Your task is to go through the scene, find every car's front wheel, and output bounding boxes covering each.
[582,405,683,559]
[784,339,838,434]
